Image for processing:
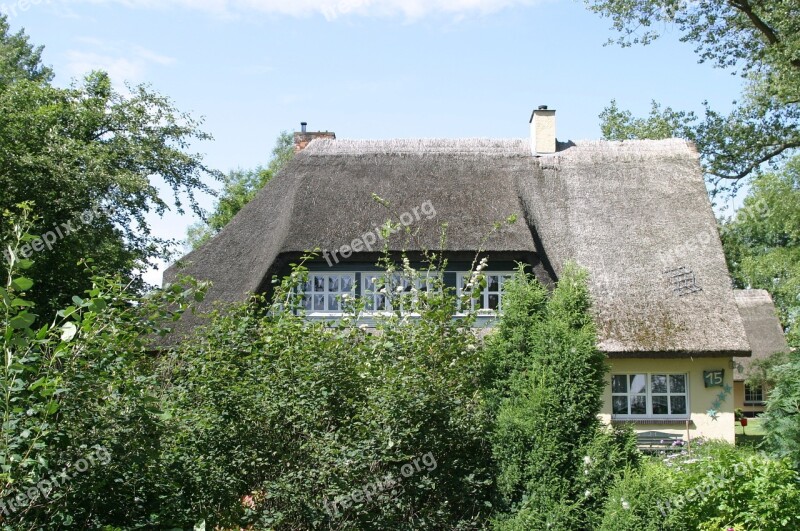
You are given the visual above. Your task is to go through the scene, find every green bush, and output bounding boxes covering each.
[598,460,676,531]
[600,441,800,531]
[483,264,637,530]
[158,260,496,529]
[763,350,800,470]
[0,206,205,528]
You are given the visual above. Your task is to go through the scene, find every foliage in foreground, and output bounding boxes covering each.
[0,208,206,529]
[1,215,620,529]
[484,264,637,530]
[599,440,800,531]
[158,260,495,529]
[4,203,800,529]
[763,350,800,471]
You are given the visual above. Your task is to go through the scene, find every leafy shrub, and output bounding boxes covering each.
[598,460,676,531]
[0,206,205,528]
[157,259,496,529]
[483,264,637,530]
[763,350,800,470]
[600,441,800,531]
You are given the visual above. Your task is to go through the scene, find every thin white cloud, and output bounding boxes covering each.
[73,0,539,19]
[65,41,176,84]
[66,50,143,81]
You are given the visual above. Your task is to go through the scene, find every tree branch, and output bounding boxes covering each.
[728,0,800,68]
[728,0,779,45]
[708,141,800,180]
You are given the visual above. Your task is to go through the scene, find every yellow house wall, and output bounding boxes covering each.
[600,358,735,443]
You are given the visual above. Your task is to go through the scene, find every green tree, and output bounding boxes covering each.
[763,351,800,471]
[0,16,52,88]
[720,159,800,347]
[0,17,219,317]
[484,264,637,530]
[588,0,800,195]
[186,131,295,248]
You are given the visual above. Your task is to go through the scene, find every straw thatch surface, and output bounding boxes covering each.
[164,137,750,356]
[733,289,790,380]
[516,138,748,356]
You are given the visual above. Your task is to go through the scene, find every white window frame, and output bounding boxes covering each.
[610,373,690,419]
[300,272,356,316]
[744,383,764,405]
[361,272,439,315]
[456,272,514,315]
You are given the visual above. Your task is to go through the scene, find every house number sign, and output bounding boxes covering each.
[703,369,724,388]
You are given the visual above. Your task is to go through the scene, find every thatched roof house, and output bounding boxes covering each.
[165,108,757,441]
[165,110,749,358]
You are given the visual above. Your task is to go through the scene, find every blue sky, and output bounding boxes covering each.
[7,0,743,284]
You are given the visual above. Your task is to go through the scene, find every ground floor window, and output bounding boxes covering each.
[611,373,689,418]
[744,383,764,404]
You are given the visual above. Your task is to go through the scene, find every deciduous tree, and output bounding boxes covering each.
[0,16,219,316]
[589,0,800,195]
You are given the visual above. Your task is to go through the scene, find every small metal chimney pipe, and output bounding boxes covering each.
[301,122,308,134]
[530,106,556,155]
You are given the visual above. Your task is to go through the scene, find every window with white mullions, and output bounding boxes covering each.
[300,273,355,313]
[362,272,438,312]
[457,272,513,313]
[611,373,688,418]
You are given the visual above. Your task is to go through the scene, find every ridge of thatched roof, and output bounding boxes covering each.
[303,138,530,155]
[734,289,790,381]
[163,137,749,356]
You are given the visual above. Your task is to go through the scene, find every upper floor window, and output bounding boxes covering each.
[611,373,688,418]
[457,273,514,313]
[296,269,515,317]
[300,273,355,314]
[362,272,438,313]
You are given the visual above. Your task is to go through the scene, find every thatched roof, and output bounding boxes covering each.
[733,289,789,381]
[164,137,750,357]
[515,139,748,356]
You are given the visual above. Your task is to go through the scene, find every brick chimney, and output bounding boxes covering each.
[294,122,336,153]
[530,106,556,155]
